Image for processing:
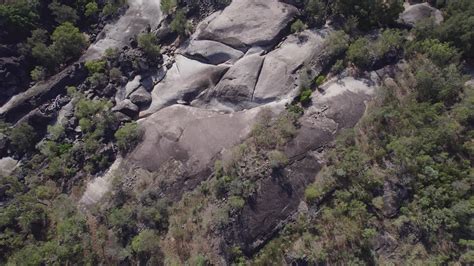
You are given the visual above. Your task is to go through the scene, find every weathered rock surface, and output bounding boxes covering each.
[0,63,87,123]
[181,39,244,65]
[399,3,443,27]
[141,55,229,116]
[253,28,332,102]
[132,103,284,175]
[0,57,29,106]
[0,157,18,176]
[193,53,264,110]
[112,99,139,118]
[231,75,378,254]
[129,87,152,108]
[195,0,297,49]
[83,0,163,60]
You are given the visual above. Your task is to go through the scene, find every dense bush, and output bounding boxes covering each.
[114,122,141,154]
[52,22,88,62]
[0,0,39,42]
[137,33,161,60]
[170,10,188,36]
[332,0,404,29]
[348,29,404,69]
[48,1,78,24]
[290,19,306,33]
[160,0,177,15]
[10,123,37,154]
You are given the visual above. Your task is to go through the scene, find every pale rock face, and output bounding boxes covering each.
[399,3,443,27]
[195,0,298,49]
[193,53,265,109]
[130,103,285,174]
[141,55,229,116]
[253,28,332,102]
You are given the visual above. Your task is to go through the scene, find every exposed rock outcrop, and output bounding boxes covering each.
[230,74,378,254]
[399,3,443,27]
[193,53,265,110]
[142,55,229,116]
[253,28,332,102]
[195,0,298,49]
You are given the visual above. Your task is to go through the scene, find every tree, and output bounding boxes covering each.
[51,22,88,62]
[131,229,161,263]
[10,123,37,154]
[160,0,177,15]
[0,0,39,42]
[332,0,403,29]
[170,10,187,36]
[84,1,99,17]
[291,19,306,33]
[304,0,327,26]
[48,1,78,24]
[137,33,161,60]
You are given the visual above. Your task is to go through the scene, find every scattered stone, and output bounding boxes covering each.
[399,3,443,27]
[129,87,152,108]
[195,0,297,49]
[112,99,139,118]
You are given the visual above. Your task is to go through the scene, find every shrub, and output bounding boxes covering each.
[85,60,106,74]
[333,0,403,29]
[114,122,141,154]
[410,39,460,66]
[228,196,245,210]
[51,22,87,62]
[331,59,345,74]
[30,66,46,81]
[10,123,37,154]
[170,10,188,36]
[291,19,306,33]
[84,1,99,17]
[105,47,119,61]
[131,229,160,254]
[315,75,325,86]
[267,150,289,169]
[304,184,321,203]
[137,33,161,60]
[0,0,39,41]
[299,88,312,104]
[305,0,326,26]
[48,1,78,24]
[109,67,122,82]
[323,31,349,57]
[347,37,371,68]
[160,0,177,15]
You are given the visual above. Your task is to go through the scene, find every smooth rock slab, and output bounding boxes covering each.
[141,55,229,116]
[253,28,332,102]
[193,53,264,110]
[131,103,284,175]
[195,0,297,49]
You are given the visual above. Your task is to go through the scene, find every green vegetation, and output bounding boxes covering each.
[137,33,161,60]
[0,0,39,42]
[170,10,188,36]
[10,123,37,154]
[347,29,404,69]
[290,19,306,33]
[85,59,106,74]
[115,122,141,154]
[160,0,177,15]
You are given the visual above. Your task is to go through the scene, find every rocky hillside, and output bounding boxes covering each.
[0,0,472,264]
